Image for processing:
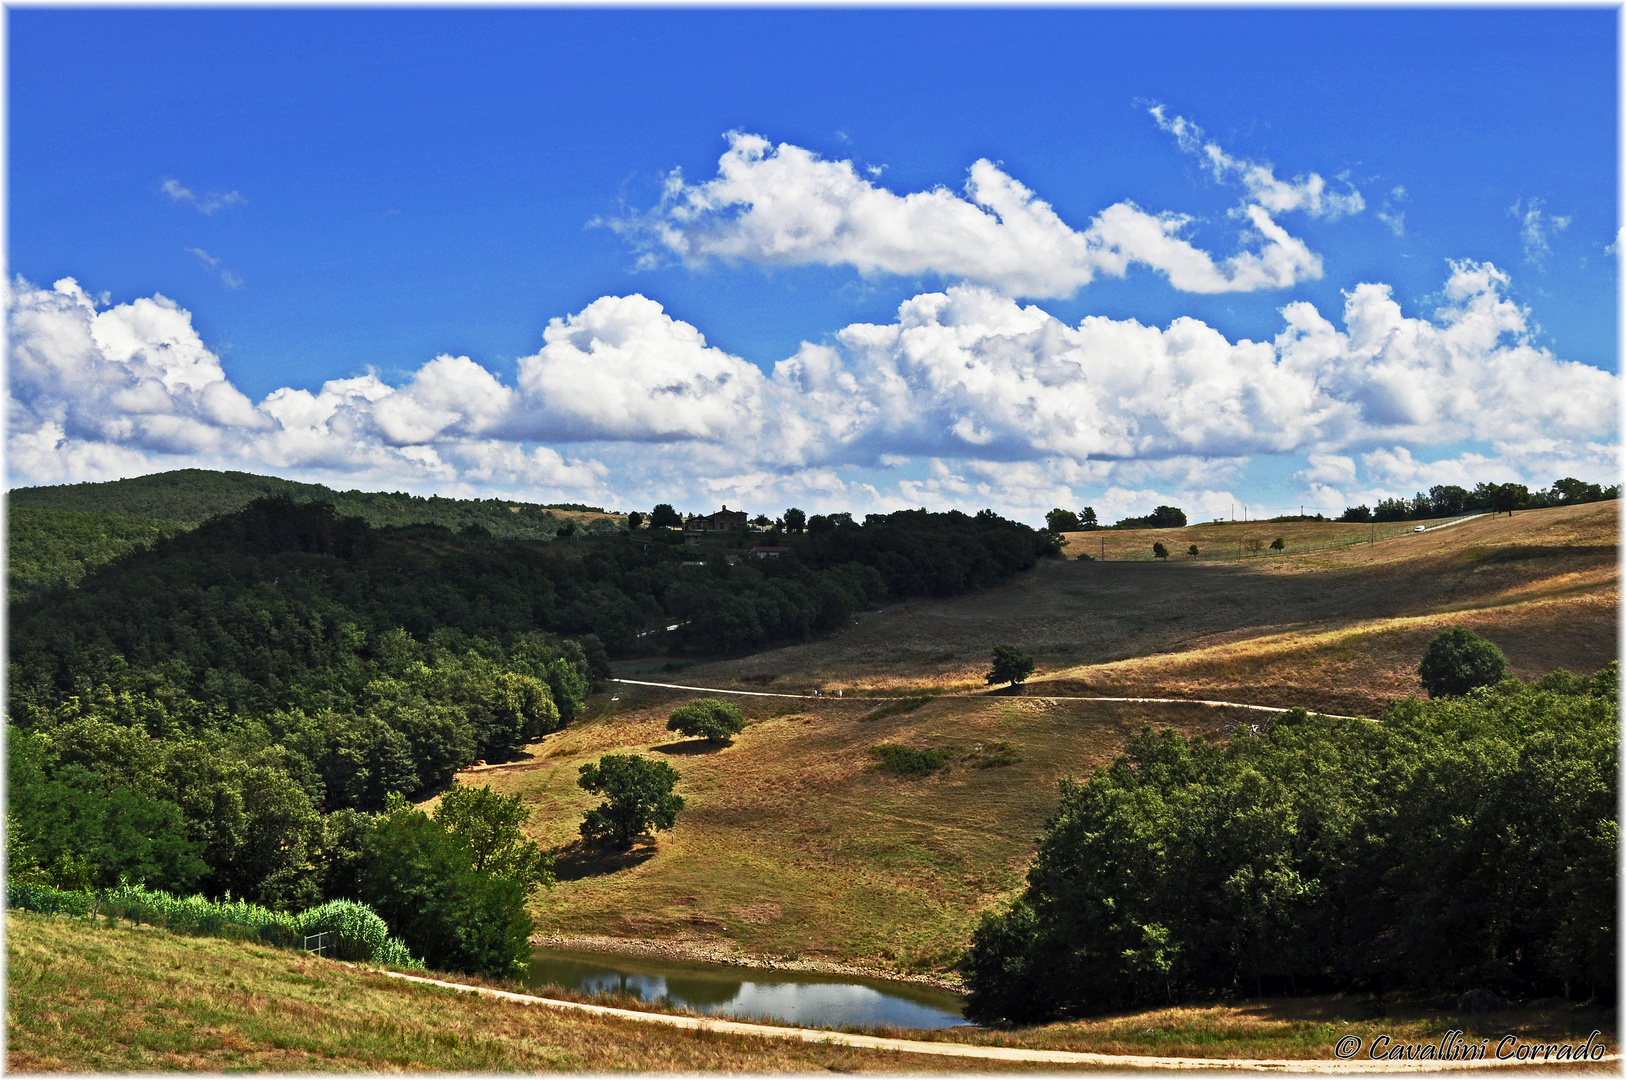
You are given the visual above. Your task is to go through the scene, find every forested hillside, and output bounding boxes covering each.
[7,491,1054,965]
[7,508,191,602]
[8,468,611,536]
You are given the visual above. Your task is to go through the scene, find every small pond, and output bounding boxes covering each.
[527,947,970,1030]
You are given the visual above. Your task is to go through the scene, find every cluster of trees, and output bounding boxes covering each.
[8,508,190,602]
[1340,478,1618,523]
[1045,508,1099,532]
[8,721,552,980]
[962,650,1617,1023]
[344,787,551,978]
[1113,506,1188,529]
[11,498,1047,716]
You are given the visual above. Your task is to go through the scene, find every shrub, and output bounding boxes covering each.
[1187,545,1200,557]
[15,882,425,969]
[666,699,746,743]
[1152,542,1169,560]
[1270,537,1285,551]
[1418,627,1507,698]
[874,744,947,778]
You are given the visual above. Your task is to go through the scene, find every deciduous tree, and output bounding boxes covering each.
[666,699,746,743]
[986,644,1036,687]
[1418,627,1507,698]
[577,755,684,850]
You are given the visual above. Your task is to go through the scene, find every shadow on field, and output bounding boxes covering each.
[551,837,659,881]
[649,738,733,755]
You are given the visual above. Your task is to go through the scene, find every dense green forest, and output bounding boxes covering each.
[7,508,192,602]
[962,667,1618,1021]
[7,486,1054,977]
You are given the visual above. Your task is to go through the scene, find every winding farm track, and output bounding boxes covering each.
[610,678,1371,721]
[382,970,1611,1072]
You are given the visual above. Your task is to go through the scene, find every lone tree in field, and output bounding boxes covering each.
[986,644,1036,688]
[1418,628,1507,698]
[1152,542,1169,560]
[667,699,746,744]
[1188,544,1200,557]
[1270,537,1285,552]
[577,755,684,850]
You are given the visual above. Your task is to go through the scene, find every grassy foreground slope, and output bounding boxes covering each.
[4,911,1011,1072]
[13,912,1613,1068]
[680,501,1616,716]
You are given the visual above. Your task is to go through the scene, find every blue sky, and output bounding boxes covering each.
[8,8,1619,524]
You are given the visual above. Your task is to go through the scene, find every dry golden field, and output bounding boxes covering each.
[448,692,1246,971]
[667,501,1617,716]
[457,501,1619,975]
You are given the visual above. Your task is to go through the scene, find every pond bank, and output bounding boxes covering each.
[528,933,964,992]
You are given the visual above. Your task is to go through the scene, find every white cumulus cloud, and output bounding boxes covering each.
[609,131,1323,298]
[8,262,1617,523]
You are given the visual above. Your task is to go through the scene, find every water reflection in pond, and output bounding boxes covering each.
[528,947,970,1030]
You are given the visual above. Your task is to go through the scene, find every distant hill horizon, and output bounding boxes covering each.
[7,468,620,536]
